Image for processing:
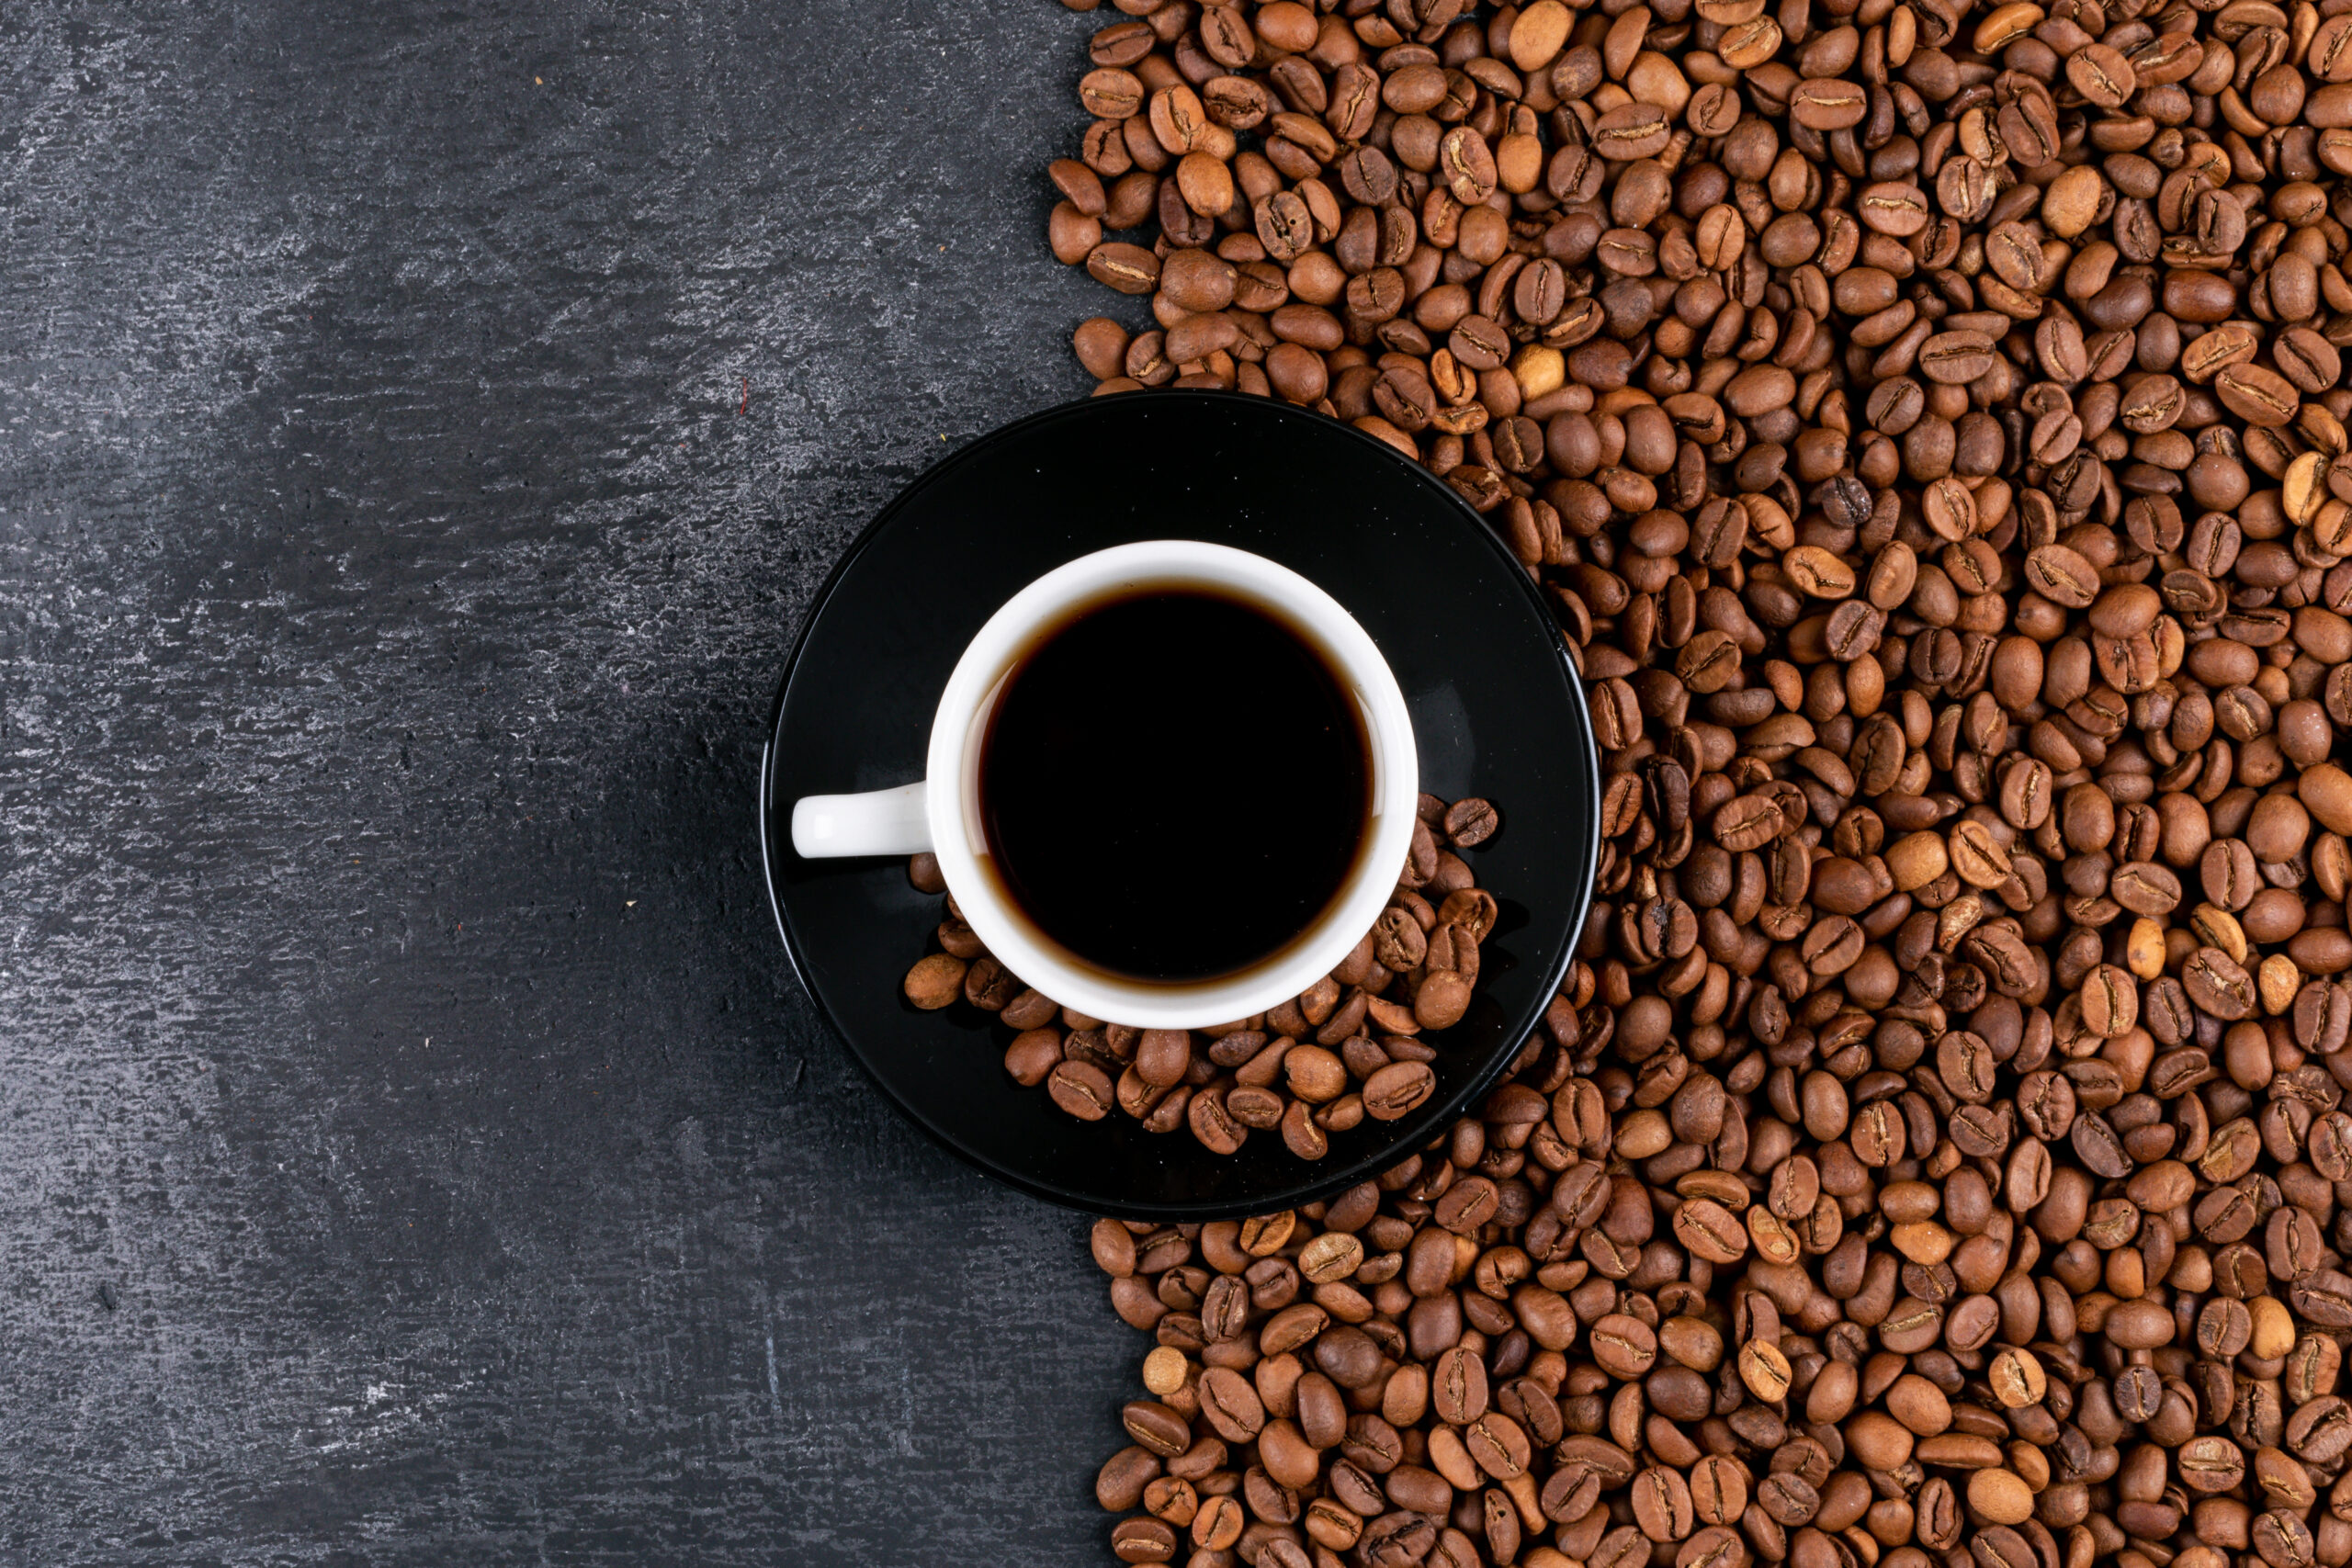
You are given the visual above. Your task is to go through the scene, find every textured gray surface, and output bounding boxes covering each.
[0,2,1138,1561]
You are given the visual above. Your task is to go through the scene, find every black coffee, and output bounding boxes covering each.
[978,589,1373,982]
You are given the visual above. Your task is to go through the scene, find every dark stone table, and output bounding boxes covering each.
[0,2,1139,1559]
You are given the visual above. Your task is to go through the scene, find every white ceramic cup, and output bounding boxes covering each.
[789,540,1419,1029]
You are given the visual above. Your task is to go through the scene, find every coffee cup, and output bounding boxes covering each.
[790,540,1418,1029]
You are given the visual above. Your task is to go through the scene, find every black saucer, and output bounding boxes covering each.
[759,391,1600,1220]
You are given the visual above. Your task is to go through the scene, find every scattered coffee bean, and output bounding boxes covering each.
[1052,0,2352,1556]
[899,794,1510,1156]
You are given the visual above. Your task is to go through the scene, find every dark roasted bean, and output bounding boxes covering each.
[1055,4,2352,1560]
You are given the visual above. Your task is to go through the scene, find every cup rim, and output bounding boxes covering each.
[921,539,1419,1029]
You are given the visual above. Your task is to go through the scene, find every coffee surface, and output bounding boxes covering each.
[978,589,1370,982]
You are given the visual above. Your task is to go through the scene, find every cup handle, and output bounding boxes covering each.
[791,779,933,858]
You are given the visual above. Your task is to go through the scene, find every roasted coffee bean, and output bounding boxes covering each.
[1443,797,1498,848]
[908,792,1505,1156]
[1111,1515,1177,1563]
[1363,1061,1435,1122]
[1049,1059,1115,1121]
[1061,2,2352,1560]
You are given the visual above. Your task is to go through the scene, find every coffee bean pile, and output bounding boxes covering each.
[901,793,1506,1157]
[1046,0,2352,1564]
